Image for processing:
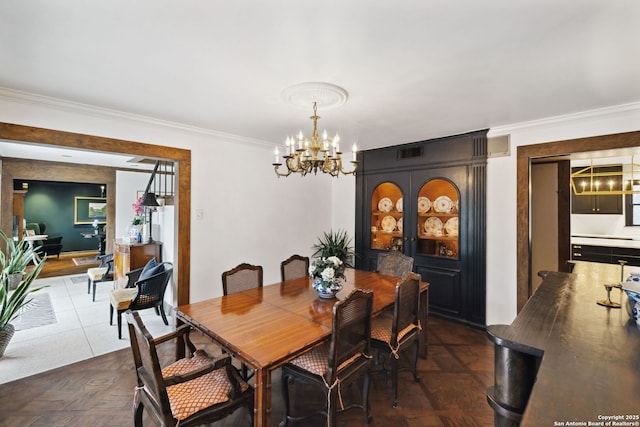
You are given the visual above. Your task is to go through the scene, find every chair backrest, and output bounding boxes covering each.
[325,289,373,384]
[391,272,421,347]
[97,253,114,273]
[222,263,263,295]
[25,222,41,235]
[376,251,414,278]
[130,262,173,310]
[280,254,310,281]
[125,310,173,421]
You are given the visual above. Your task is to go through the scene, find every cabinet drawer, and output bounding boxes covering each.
[572,244,610,255]
[571,244,611,263]
[612,255,640,267]
[571,244,640,266]
[612,246,640,257]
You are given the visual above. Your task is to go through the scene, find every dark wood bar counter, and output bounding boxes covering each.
[487,271,640,426]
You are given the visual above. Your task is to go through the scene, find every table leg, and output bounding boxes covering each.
[253,367,272,427]
[419,289,429,359]
[27,240,42,265]
[175,317,186,360]
[98,237,106,255]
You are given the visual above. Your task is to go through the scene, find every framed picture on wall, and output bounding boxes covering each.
[74,196,107,224]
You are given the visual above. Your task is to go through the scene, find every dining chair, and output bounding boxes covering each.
[221,262,264,380]
[280,254,310,281]
[376,251,414,278]
[87,253,114,302]
[110,261,173,339]
[281,289,374,427]
[125,310,254,427]
[370,272,422,407]
[221,263,263,295]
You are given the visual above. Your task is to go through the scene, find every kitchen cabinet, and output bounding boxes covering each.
[355,130,487,327]
[571,243,640,266]
[571,165,622,214]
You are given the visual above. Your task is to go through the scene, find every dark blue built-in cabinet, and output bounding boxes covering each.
[355,130,488,328]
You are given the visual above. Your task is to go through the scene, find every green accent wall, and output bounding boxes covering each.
[22,180,106,252]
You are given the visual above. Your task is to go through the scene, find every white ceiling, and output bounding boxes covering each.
[1,1,640,161]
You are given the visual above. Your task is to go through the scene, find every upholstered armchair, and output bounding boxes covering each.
[25,222,63,259]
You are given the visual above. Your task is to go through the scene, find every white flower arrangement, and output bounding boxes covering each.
[309,256,345,294]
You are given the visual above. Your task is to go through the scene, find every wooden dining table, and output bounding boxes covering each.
[176,268,429,427]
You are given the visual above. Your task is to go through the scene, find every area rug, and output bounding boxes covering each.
[72,256,99,266]
[12,293,57,331]
[69,275,87,284]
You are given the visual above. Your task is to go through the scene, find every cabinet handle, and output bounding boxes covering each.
[573,253,582,257]
[574,245,582,249]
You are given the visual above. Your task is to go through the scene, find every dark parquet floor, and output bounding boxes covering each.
[0,316,493,426]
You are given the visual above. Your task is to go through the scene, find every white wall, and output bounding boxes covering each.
[487,102,640,325]
[0,89,334,304]
[4,89,640,326]
[115,170,150,239]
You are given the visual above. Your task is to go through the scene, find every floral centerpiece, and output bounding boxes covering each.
[309,256,345,298]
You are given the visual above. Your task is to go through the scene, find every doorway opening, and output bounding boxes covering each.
[517,130,640,311]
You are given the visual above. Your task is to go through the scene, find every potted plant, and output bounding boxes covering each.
[309,229,355,298]
[0,230,40,290]
[0,230,46,357]
[311,229,355,268]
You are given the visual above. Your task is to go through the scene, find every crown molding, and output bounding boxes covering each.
[0,86,271,148]
[488,101,640,136]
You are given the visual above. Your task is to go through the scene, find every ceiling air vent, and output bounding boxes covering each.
[397,146,423,160]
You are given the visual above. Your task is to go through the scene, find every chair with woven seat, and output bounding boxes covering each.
[110,261,173,339]
[222,263,263,295]
[281,289,374,427]
[280,254,310,281]
[125,310,254,427]
[376,251,414,278]
[370,272,422,407]
[221,262,263,380]
[87,253,114,302]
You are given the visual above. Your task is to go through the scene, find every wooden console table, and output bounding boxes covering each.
[113,240,162,287]
[487,271,640,426]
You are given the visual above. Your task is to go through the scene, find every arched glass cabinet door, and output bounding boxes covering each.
[370,182,404,251]
[416,179,459,259]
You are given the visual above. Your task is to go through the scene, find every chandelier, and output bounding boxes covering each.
[272,102,358,177]
[571,158,640,195]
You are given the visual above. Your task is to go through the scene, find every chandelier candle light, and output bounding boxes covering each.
[273,102,358,177]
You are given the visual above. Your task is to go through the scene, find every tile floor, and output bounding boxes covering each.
[0,273,173,384]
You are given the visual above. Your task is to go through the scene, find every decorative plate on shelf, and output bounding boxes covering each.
[396,197,403,212]
[417,196,431,213]
[378,197,393,212]
[381,215,397,232]
[397,217,403,233]
[423,217,443,236]
[444,217,458,236]
[434,195,454,213]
